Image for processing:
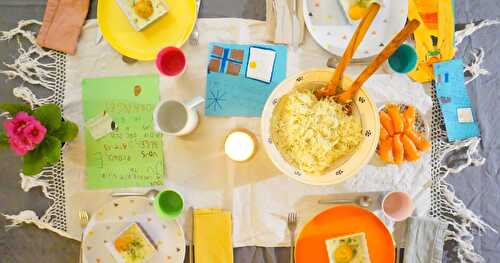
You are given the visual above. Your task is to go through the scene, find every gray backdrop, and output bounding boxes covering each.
[0,0,499,262]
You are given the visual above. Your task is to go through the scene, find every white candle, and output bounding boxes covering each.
[224,131,256,162]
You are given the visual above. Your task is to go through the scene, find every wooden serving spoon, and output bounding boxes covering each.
[315,2,381,99]
[335,19,421,104]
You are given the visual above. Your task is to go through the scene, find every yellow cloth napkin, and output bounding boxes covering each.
[194,208,233,263]
[407,0,456,83]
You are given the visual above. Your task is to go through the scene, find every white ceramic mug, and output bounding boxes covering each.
[381,191,413,222]
[153,96,205,136]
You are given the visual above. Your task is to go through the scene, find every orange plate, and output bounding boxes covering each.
[295,205,395,263]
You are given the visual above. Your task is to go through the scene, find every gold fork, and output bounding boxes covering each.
[78,210,90,263]
[287,212,298,263]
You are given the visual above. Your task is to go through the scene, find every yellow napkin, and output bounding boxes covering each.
[194,208,233,263]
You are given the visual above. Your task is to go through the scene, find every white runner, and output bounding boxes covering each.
[59,18,432,247]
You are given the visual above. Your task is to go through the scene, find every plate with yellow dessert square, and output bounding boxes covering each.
[82,197,185,263]
[303,0,408,59]
[295,205,395,263]
[97,0,196,61]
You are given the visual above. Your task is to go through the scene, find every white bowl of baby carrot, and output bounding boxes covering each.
[377,103,431,164]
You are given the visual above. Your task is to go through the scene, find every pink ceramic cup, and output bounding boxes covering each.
[382,191,413,222]
[155,46,187,77]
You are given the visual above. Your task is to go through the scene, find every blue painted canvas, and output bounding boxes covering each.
[205,42,287,116]
[434,59,480,142]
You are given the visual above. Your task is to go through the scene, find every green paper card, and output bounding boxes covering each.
[82,75,164,189]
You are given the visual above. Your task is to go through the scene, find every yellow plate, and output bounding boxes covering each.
[261,68,380,185]
[97,0,196,61]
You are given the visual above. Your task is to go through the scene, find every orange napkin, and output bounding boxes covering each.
[37,0,90,55]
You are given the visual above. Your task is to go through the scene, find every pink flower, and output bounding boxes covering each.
[3,112,31,137]
[3,112,47,156]
[8,135,35,156]
[23,122,47,144]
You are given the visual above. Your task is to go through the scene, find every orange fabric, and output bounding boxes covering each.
[295,205,395,263]
[37,0,90,55]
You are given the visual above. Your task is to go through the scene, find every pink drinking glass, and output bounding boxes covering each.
[155,46,187,77]
[382,191,413,222]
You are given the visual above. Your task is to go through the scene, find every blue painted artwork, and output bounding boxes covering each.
[434,59,480,142]
[205,42,287,116]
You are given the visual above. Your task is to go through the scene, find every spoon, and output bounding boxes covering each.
[111,189,159,201]
[318,195,373,208]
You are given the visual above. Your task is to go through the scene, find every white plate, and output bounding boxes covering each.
[82,197,185,263]
[303,0,408,59]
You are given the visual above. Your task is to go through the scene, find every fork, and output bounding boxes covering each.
[78,210,90,263]
[287,212,297,263]
[189,0,202,46]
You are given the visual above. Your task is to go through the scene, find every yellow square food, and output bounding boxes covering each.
[325,232,371,263]
[114,223,156,263]
[115,0,169,31]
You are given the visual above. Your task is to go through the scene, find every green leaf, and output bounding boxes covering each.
[39,135,62,165]
[0,103,32,116]
[32,104,61,131]
[0,133,9,148]
[52,121,79,142]
[22,148,46,176]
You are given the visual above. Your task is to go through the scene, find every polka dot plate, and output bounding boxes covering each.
[303,0,408,59]
[82,197,185,263]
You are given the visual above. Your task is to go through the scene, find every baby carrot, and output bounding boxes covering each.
[379,137,394,163]
[405,128,431,151]
[387,104,404,134]
[392,134,404,164]
[402,134,420,161]
[380,111,395,136]
[380,126,390,141]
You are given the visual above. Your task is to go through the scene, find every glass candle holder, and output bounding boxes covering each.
[224,130,256,162]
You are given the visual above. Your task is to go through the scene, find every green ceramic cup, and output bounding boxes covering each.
[388,44,418,74]
[153,190,184,220]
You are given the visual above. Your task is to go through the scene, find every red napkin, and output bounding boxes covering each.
[37,0,90,55]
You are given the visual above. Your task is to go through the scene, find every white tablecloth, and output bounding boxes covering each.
[62,18,432,247]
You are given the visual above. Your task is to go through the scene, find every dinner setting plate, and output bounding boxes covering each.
[295,205,395,263]
[261,68,380,185]
[97,0,196,61]
[303,0,408,58]
[82,197,185,263]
